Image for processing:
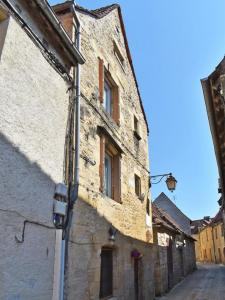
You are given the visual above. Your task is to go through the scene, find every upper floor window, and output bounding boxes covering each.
[104,152,112,198]
[99,132,121,202]
[98,57,120,125]
[135,174,141,198]
[113,41,125,70]
[104,79,112,116]
[134,115,141,140]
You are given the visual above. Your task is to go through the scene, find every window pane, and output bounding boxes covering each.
[104,81,112,115]
[100,249,113,298]
[105,153,112,197]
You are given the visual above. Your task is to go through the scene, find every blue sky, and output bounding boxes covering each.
[50,0,225,220]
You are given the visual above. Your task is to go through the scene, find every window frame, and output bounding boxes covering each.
[103,79,113,116]
[104,151,112,198]
[99,132,122,203]
[134,174,141,198]
[133,115,141,141]
[98,58,120,125]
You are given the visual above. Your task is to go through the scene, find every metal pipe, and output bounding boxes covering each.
[60,239,66,300]
[62,5,81,299]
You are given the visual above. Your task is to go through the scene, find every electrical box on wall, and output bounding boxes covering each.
[54,200,67,216]
[54,183,68,199]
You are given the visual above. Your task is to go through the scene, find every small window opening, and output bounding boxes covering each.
[134,115,141,140]
[135,174,141,198]
[113,41,124,70]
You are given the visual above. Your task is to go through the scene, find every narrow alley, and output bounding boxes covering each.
[158,264,225,300]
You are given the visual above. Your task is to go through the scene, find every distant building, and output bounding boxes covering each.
[196,208,225,264]
[191,217,211,261]
[152,201,196,297]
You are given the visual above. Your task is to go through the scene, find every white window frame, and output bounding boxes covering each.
[103,80,112,116]
[104,152,112,198]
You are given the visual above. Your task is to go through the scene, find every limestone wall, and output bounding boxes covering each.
[0,17,69,299]
[76,7,151,243]
[67,199,155,300]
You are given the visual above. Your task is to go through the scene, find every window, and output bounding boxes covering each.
[113,41,125,70]
[100,248,113,299]
[98,57,120,124]
[99,134,121,202]
[221,225,224,237]
[215,227,218,239]
[135,174,141,198]
[103,80,112,115]
[134,115,141,140]
[104,152,112,198]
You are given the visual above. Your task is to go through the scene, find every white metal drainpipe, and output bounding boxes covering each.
[60,4,82,300]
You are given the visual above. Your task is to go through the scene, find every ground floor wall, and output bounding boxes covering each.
[154,236,196,296]
[66,199,155,300]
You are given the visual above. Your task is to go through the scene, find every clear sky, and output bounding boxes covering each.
[50,0,225,220]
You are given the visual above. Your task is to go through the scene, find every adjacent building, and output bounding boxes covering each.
[153,201,196,297]
[201,59,225,228]
[0,0,84,299]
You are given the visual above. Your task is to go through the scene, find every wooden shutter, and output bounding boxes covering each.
[112,154,121,203]
[112,87,120,125]
[99,58,104,103]
[99,135,105,192]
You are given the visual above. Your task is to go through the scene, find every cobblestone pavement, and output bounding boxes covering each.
[158,263,225,300]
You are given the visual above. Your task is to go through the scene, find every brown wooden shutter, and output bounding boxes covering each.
[99,135,105,192]
[99,58,104,103]
[112,87,120,125]
[112,154,121,203]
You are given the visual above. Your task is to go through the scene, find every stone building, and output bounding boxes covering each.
[0,0,84,299]
[191,217,211,261]
[195,209,225,264]
[201,59,225,228]
[53,2,154,300]
[152,203,196,297]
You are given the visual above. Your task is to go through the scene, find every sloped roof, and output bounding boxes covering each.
[152,203,195,241]
[52,1,149,133]
[154,192,191,221]
[191,219,210,234]
[152,203,178,233]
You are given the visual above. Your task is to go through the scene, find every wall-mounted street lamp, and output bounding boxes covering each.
[150,173,177,192]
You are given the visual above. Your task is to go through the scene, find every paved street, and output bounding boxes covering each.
[158,263,225,300]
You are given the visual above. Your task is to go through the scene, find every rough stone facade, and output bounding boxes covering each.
[0,6,76,299]
[54,3,154,300]
[152,203,196,297]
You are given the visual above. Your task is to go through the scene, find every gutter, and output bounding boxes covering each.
[34,0,85,65]
[62,4,81,299]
